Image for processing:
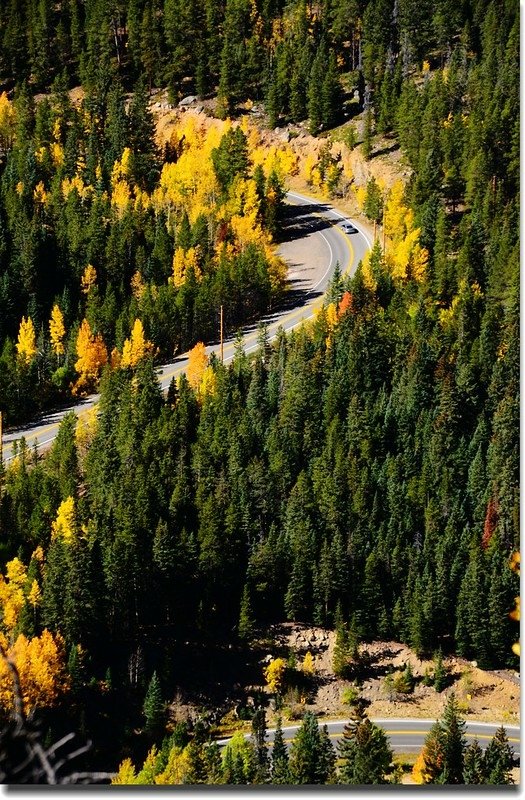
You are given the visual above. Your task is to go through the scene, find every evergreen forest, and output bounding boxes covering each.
[0,0,519,786]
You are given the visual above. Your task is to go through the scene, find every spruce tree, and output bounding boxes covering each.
[483,727,514,785]
[251,708,268,783]
[440,694,466,784]
[338,716,394,784]
[238,583,255,642]
[143,671,165,736]
[271,716,290,784]
[289,712,333,784]
[463,739,485,784]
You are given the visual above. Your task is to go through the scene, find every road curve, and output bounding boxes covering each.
[217,718,521,756]
[2,192,371,462]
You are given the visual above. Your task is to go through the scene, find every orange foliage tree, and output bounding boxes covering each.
[74,319,108,394]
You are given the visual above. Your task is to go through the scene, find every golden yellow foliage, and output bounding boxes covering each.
[0,92,15,150]
[154,746,191,785]
[112,759,138,785]
[49,304,66,356]
[199,365,217,400]
[111,179,131,214]
[27,580,41,609]
[387,227,428,282]
[412,749,427,783]
[51,496,77,542]
[111,147,132,185]
[187,342,208,391]
[16,316,37,364]
[301,152,318,185]
[360,251,378,292]
[264,246,287,293]
[121,319,153,368]
[171,246,202,287]
[33,181,48,205]
[325,302,338,329]
[62,174,90,201]
[74,318,108,393]
[0,629,70,714]
[384,181,411,239]
[75,407,99,453]
[354,184,367,211]
[81,264,97,294]
[264,657,287,694]
[157,116,222,223]
[302,651,315,675]
[50,141,64,168]
[0,558,27,632]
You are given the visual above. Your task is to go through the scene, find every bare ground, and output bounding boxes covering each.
[264,623,519,728]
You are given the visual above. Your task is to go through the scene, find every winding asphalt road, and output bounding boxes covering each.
[2,191,371,463]
[217,718,521,756]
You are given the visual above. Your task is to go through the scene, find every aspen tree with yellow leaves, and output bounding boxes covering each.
[121,319,153,368]
[74,319,108,394]
[51,496,77,542]
[264,657,287,694]
[80,264,97,294]
[16,317,37,364]
[0,92,15,152]
[0,629,70,714]
[171,246,202,288]
[0,558,28,633]
[186,342,208,391]
[49,304,66,358]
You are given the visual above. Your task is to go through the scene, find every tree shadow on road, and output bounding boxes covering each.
[275,202,337,244]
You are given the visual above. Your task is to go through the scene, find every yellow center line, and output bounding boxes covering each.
[282,732,520,744]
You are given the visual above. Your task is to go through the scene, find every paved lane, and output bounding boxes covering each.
[217,718,521,756]
[2,192,371,462]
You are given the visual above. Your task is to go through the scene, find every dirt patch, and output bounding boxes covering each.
[263,623,519,728]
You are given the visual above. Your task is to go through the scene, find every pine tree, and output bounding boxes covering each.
[483,726,514,785]
[251,708,268,783]
[338,716,394,784]
[440,694,466,784]
[271,716,289,784]
[289,712,334,784]
[143,671,165,736]
[463,739,485,784]
[238,583,255,642]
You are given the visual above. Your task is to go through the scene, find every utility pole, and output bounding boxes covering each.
[220,305,224,363]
